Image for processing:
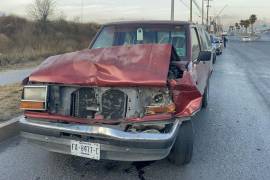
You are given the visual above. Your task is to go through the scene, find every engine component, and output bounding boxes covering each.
[101,89,127,120]
[71,88,98,119]
[153,94,164,103]
[168,64,182,79]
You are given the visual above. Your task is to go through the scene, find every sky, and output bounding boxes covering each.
[0,0,269,26]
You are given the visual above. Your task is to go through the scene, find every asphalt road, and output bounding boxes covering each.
[1,40,270,180]
[0,68,34,85]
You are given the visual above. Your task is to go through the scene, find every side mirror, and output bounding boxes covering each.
[198,51,211,61]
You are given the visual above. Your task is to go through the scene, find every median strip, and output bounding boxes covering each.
[0,83,23,141]
[0,116,21,142]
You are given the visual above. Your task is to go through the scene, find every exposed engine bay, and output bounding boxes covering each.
[48,86,174,121]
[24,44,202,126]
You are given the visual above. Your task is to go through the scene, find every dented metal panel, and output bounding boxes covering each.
[168,72,202,117]
[29,44,172,87]
[25,44,204,124]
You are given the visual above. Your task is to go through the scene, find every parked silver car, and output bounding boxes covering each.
[210,35,223,56]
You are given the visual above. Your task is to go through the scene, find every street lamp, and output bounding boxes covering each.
[171,0,175,21]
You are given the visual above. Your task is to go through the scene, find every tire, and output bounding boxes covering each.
[202,81,209,108]
[168,120,194,166]
[213,53,216,64]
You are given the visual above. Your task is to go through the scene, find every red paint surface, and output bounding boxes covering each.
[24,111,173,124]
[29,44,172,87]
[168,71,202,117]
[26,44,203,124]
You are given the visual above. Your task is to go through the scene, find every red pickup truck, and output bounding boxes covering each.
[20,21,213,166]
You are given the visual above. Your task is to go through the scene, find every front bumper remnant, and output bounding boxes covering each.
[20,117,182,161]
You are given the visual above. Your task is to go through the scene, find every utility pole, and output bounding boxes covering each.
[190,0,193,22]
[171,0,174,21]
[202,0,204,25]
[81,0,84,22]
[206,0,210,26]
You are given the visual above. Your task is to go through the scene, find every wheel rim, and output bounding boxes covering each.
[206,83,209,102]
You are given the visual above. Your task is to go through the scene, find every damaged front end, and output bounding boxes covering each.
[19,44,202,161]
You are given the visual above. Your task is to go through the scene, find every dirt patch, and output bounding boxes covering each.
[0,54,44,72]
[0,83,23,122]
[0,60,42,72]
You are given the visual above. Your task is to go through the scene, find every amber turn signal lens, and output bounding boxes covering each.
[20,101,45,110]
[146,103,176,115]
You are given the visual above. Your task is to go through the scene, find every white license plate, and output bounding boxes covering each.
[70,140,100,160]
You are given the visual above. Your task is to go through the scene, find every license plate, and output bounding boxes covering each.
[70,140,100,160]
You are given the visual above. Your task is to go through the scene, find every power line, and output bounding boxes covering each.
[178,0,202,18]
[192,0,202,13]
[216,4,228,17]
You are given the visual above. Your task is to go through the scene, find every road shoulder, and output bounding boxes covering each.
[0,116,21,142]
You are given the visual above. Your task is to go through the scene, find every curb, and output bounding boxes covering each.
[0,116,21,142]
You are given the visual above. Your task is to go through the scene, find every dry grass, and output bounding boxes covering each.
[0,58,43,72]
[0,83,23,122]
[0,15,99,70]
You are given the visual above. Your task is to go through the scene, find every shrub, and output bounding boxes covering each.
[0,15,100,66]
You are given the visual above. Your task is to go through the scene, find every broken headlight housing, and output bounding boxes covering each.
[145,91,175,115]
[20,85,48,111]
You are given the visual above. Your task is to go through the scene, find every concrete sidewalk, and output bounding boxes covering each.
[0,116,21,142]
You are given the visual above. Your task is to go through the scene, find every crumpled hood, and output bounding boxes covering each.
[29,44,173,87]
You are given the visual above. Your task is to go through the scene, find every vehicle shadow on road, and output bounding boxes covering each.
[45,110,212,180]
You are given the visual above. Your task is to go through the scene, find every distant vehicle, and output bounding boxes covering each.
[222,31,228,36]
[217,37,224,49]
[241,36,251,42]
[210,35,223,56]
[20,21,213,166]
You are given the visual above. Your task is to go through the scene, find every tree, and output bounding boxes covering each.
[28,0,55,32]
[249,14,257,34]
[240,20,245,27]
[243,20,251,34]
[235,23,239,29]
[239,20,244,34]
[235,22,240,33]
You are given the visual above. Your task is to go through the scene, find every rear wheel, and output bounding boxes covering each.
[202,81,209,108]
[168,120,194,166]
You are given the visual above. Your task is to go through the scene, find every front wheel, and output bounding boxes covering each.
[202,81,209,108]
[213,53,216,64]
[168,120,194,166]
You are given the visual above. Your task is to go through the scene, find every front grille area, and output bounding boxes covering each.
[69,88,127,120]
[101,89,127,120]
[48,86,146,121]
[71,88,98,119]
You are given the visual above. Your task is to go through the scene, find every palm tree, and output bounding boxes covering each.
[239,20,245,34]
[235,23,240,32]
[240,20,245,28]
[243,20,251,34]
[249,14,257,34]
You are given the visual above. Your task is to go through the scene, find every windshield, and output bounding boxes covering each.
[91,25,187,57]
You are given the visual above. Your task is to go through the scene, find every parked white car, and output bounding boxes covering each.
[241,36,251,42]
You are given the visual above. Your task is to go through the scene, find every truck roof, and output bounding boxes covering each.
[103,20,192,26]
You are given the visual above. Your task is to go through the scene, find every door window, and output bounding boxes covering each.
[203,31,212,48]
[191,28,200,60]
[197,28,209,50]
